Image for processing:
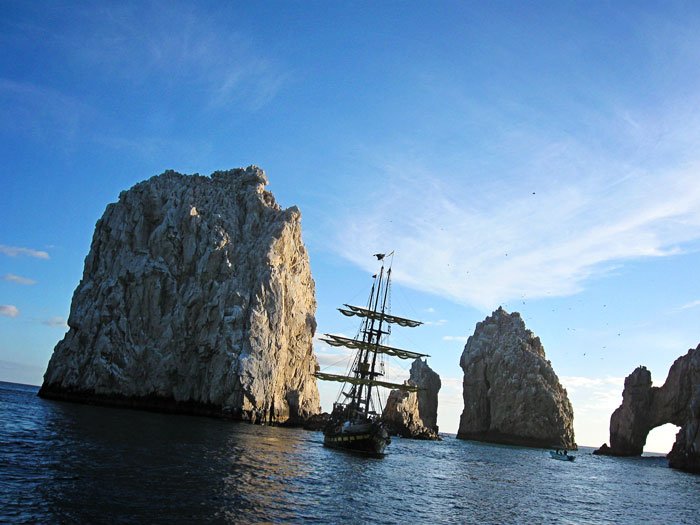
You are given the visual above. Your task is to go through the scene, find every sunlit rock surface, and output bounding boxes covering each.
[595,345,700,473]
[40,167,320,424]
[457,307,576,449]
[382,359,441,440]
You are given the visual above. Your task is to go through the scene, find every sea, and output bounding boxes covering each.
[1,381,698,524]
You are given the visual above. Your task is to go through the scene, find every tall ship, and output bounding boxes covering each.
[315,253,427,455]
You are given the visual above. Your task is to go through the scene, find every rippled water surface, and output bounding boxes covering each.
[2,381,698,523]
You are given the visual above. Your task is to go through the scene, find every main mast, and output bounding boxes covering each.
[355,261,387,415]
[316,253,426,417]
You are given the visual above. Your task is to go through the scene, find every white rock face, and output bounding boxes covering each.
[40,167,320,424]
[382,359,441,440]
[457,307,575,448]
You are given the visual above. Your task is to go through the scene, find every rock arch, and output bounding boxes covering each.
[595,344,700,473]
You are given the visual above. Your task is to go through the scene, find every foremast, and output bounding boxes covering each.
[315,253,426,419]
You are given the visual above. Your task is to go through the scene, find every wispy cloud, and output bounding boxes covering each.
[314,334,354,371]
[424,319,447,326]
[679,299,700,310]
[329,19,700,311]
[0,79,91,142]
[41,316,67,328]
[442,335,469,343]
[560,375,624,393]
[559,375,625,447]
[2,273,37,285]
[336,146,700,310]
[561,375,679,452]
[62,3,288,112]
[0,305,20,318]
[0,244,50,259]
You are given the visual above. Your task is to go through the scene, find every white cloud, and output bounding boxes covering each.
[331,59,700,311]
[313,334,354,371]
[335,155,700,310]
[679,299,700,310]
[560,375,623,389]
[442,335,469,343]
[435,377,464,434]
[0,305,20,318]
[0,244,49,259]
[559,375,625,448]
[424,319,447,326]
[2,273,37,285]
[41,316,67,328]
[315,348,352,369]
[560,374,680,452]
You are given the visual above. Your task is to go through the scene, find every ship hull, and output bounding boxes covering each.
[323,420,390,456]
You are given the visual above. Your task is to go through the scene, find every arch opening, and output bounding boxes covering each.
[643,423,680,455]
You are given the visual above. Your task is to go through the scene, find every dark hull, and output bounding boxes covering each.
[323,421,390,456]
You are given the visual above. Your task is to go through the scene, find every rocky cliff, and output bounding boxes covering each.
[457,307,575,449]
[594,345,700,473]
[40,167,321,424]
[382,359,441,440]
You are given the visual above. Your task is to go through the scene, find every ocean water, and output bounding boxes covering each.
[1,382,698,524]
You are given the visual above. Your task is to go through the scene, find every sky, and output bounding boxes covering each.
[1,1,699,453]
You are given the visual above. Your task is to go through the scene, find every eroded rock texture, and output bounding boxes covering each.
[40,167,320,424]
[457,307,576,449]
[382,359,441,440]
[595,345,700,473]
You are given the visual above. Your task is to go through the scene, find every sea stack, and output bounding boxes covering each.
[594,345,700,473]
[40,167,321,425]
[457,307,576,449]
[382,358,441,440]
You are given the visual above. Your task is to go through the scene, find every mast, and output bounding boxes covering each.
[314,253,424,418]
[355,261,385,413]
[366,266,391,415]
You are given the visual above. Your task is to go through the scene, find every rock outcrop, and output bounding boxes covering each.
[594,345,700,473]
[382,359,441,440]
[457,307,576,449]
[40,167,321,425]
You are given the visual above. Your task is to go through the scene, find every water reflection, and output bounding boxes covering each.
[3,382,700,525]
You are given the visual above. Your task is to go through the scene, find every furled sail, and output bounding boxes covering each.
[338,304,423,328]
[314,372,420,392]
[320,334,429,360]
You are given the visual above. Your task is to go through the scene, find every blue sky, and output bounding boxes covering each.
[1,1,699,452]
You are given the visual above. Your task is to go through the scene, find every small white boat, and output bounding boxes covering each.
[550,450,575,461]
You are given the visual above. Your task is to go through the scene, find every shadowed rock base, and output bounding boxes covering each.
[457,431,577,450]
[38,384,307,426]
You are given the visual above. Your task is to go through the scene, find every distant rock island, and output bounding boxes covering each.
[40,167,321,425]
[457,307,576,449]
[382,358,441,440]
[594,344,700,473]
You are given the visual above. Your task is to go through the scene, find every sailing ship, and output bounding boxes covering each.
[315,253,427,456]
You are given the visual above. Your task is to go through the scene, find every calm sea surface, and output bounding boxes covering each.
[1,381,698,524]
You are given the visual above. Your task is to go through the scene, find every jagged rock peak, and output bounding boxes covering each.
[457,306,576,449]
[382,359,441,440]
[40,166,320,425]
[595,344,700,473]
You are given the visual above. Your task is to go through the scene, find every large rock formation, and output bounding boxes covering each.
[382,359,441,440]
[594,345,700,473]
[457,307,575,449]
[40,167,321,424]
